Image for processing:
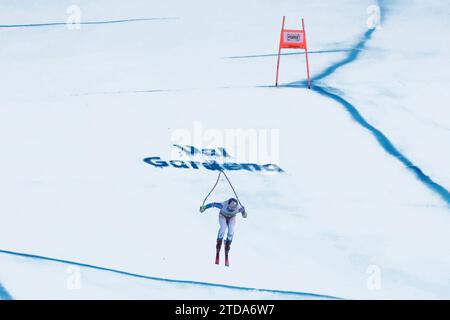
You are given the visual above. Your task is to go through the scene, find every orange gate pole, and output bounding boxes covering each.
[302,18,311,89]
[275,16,285,87]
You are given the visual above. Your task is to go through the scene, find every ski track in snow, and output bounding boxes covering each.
[0,249,341,300]
[284,0,450,207]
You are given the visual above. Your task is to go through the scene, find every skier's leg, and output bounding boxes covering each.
[224,240,231,255]
[215,238,222,264]
[215,215,227,265]
[217,215,228,252]
[224,239,231,266]
[224,216,236,266]
[226,216,236,243]
[217,214,227,242]
[216,239,222,252]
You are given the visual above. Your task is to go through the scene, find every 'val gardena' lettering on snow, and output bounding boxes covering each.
[143,145,284,173]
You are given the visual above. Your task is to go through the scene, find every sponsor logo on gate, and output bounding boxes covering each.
[284,32,303,43]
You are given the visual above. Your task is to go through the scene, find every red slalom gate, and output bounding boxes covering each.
[275,16,311,88]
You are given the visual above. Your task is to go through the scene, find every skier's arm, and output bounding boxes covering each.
[200,202,223,213]
[205,203,223,209]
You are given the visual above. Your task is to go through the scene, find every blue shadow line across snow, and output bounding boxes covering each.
[312,85,450,206]
[224,49,354,59]
[0,17,178,29]
[0,283,13,300]
[0,249,341,300]
[288,28,375,87]
[277,0,450,207]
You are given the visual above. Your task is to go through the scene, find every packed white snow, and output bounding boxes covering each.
[0,0,449,299]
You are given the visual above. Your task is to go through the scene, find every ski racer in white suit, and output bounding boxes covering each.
[200,198,247,257]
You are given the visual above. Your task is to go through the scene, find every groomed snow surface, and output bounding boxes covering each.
[0,0,449,299]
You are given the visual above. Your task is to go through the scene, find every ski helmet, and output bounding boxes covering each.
[228,198,238,209]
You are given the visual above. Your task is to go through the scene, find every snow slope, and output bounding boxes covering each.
[0,0,449,299]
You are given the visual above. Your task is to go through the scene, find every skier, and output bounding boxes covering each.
[200,198,247,266]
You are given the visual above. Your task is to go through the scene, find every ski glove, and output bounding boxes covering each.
[242,210,247,218]
[199,206,206,213]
